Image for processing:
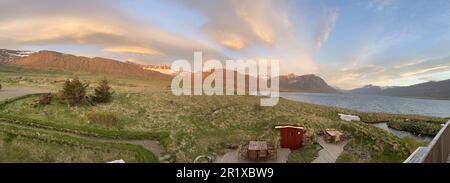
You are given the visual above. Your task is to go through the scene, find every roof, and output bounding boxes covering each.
[275,125,304,130]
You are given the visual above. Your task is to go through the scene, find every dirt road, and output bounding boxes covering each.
[312,137,348,163]
[0,86,50,101]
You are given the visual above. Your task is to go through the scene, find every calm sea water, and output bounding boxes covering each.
[281,92,450,118]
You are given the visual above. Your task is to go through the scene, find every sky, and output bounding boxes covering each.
[1,0,450,89]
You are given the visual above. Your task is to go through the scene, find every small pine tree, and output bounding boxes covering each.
[92,78,113,103]
[59,77,88,106]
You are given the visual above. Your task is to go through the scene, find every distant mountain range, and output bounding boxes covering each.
[0,49,33,63]
[349,84,385,95]
[1,49,341,93]
[4,50,170,80]
[279,74,339,93]
[349,80,450,100]
[2,48,449,99]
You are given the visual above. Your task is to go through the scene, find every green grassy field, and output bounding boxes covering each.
[0,65,447,163]
[0,123,158,163]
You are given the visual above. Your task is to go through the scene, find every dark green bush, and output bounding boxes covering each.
[387,121,442,136]
[31,94,53,108]
[59,77,88,106]
[92,78,113,103]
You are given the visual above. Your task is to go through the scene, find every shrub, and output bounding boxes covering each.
[387,121,442,136]
[0,83,2,91]
[92,78,113,103]
[86,112,119,126]
[3,133,18,143]
[59,77,88,106]
[31,94,53,108]
[287,144,321,163]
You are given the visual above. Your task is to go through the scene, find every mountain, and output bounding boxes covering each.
[382,79,450,99]
[142,64,176,75]
[350,79,450,99]
[349,84,383,95]
[124,61,176,76]
[279,74,339,93]
[10,50,170,80]
[0,49,32,63]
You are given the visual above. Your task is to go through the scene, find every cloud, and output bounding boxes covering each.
[323,56,450,89]
[207,31,246,49]
[368,0,396,12]
[315,8,339,49]
[393,56,443,69]
[329,65,386,84]
[357,32,414,63]
[0,0,223,63]
[0,0,327,76]
[0,17,121,44]
[178,0,294,49]
[104,46,162,56]
[401,66,449,77]
[174,0,318,75]
[232,0,277,44]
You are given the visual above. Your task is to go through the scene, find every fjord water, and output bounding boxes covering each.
[281,92,450,118]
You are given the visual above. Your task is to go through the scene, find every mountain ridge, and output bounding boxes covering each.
[9,50,171,80]
[279,74,339,93]
[349,80,450,100]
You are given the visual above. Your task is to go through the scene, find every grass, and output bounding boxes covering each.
[1,65,448,163]
[356,112,447,124]
[0,123,158,163]
[0,94,170,141]
[0,93,422,162]
[337,122,412,163]
[86,111,120,127]
[287,144,322,163]
[387,121,442,136]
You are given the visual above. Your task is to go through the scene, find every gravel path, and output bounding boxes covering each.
[0,86,50,101]
[312,137,347,163]
[214,148,291,163]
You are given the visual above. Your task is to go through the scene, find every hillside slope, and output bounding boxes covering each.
[280,74,339,93]
[11,51,170,80]
[350,79,450,100]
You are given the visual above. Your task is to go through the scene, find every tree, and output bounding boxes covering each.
[0,83,2,91]
[59,77,88,106]
[92,78,113,103]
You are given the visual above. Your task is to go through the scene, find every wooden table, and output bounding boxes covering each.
[247,141,268,160]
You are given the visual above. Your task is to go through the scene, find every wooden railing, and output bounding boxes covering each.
[404,120,450,163]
